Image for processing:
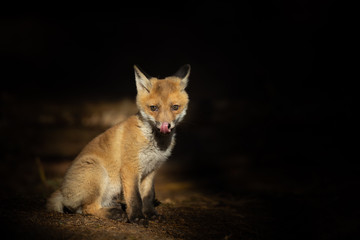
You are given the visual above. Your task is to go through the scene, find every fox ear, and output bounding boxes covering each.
[134,65,152,93]
[174,64,191,90]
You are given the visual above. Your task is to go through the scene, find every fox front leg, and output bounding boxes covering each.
[121,169,148,226]
[140,171,163,222]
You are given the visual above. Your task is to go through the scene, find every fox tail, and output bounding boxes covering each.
[46,190,64,213]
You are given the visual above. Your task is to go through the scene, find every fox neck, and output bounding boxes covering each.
[137,112,175,152]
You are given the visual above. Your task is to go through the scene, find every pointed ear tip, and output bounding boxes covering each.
[180,64,191,74]
[184,64,191,76]
[184,64,191,74]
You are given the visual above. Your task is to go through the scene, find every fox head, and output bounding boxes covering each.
[134,64,190,134]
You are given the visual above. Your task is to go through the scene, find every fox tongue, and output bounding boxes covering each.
[160,122,170,134]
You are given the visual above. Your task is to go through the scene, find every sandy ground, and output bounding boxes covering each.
[1,97,358,240]
[0,158,262,240]
[0,98,256,239]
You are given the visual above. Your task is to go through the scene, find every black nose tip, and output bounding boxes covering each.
[168,123,171,129]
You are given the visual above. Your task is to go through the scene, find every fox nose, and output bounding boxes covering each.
[159,122,171,134]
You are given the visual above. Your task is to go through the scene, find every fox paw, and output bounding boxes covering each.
[148,214,164,223]
[107,207,127,222]
[129,214,148,227]
[132,217,149,227]
[145,211,164,223]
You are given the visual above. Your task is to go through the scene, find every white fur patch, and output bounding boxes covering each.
[101,177,121,207]
[176,106,187,124]
[138,121,175,179]
[139,109,155,125]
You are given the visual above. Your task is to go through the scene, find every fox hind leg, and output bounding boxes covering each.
[82,200,127,222]
[61,158,126,221]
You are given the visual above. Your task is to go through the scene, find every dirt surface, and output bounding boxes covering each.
[0,98,258,240]
[1,157,359,240]
[1,98,359,240]
[0,158,262,240]
[1,9,357,239]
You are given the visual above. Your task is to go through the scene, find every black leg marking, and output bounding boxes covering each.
[128,191,145,222]
[128,201,148,227]
[153,198,161,207]
[63,206,76,214]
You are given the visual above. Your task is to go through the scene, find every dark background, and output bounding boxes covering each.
[1,4,357,240]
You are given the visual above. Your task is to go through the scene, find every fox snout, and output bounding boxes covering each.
[156,121,173,134]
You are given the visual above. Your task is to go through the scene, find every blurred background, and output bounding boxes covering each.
[0,4,357,240]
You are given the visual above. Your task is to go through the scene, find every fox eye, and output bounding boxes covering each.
[171,105,179,111]
[149,105,158,111]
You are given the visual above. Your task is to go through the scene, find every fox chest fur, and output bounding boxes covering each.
[138,123,175,179]
[138,136,174,179]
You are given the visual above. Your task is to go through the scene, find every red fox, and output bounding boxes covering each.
[47,65,190,225]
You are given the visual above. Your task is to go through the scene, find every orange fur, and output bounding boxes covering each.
[47,65,190,224]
